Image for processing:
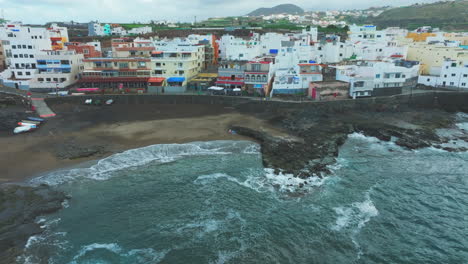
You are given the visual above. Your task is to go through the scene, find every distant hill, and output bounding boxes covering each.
[372,0,468,30]
[248,4,304,16]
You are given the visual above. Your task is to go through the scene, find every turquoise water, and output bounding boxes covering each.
[20,115,468,264]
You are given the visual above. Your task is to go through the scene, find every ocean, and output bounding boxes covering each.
[19,113,468,264]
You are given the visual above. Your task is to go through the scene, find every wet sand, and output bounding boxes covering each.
[0,103,288,183]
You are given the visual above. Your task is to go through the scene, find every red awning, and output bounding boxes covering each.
[151,51,163,54]
[216,81,244,85]
[79,77,150,83]
[148,77,165,83]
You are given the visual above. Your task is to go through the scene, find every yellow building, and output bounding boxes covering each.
[406,32,436,42]
[406,42,468,75]
[444,33,468,46]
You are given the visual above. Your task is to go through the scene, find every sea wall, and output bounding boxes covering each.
[44,91,468,114]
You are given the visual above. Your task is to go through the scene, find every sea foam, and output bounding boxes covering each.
[31,140,259,185]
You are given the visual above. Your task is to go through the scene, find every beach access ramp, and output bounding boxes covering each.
[31,98,56,118]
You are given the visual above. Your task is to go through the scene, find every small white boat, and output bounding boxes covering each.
[85,99,93,105]
[18,122,37,128]
[14,126,33,134]
[105,99,114,105]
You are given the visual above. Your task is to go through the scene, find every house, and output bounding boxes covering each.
[418,60,468,89]
[66,42,102,58]
[244,57,275,95]
[216,61,246,90]
[336,60,420,98]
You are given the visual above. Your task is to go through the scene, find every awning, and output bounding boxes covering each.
[151,51,163,54]
[167,77,185,82]
[215,81,243,85]
[148,77,165,83]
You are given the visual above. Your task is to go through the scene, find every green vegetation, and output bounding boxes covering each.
[263,19,303,30]
[372,0,468,30]
[318,25,349,34]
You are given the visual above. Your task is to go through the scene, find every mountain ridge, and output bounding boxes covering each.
[248,4,304,16]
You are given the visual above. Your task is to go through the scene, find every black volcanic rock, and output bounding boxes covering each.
[0,184,67,263]
[248,4,304,16]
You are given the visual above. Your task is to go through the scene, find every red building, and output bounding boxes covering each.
[66,42,102,58]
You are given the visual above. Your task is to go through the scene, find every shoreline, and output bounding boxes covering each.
[0,102,290,184]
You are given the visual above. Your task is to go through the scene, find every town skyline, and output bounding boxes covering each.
[0,0,443,24]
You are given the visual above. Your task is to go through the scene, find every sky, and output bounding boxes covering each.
[0,0,443,24]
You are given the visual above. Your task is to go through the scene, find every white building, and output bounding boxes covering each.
[336,60,420,98]
[29,50,84,91]
[128,26,152,35]
[418,60,468,89]
[348,25,387,43]
[0,23,53,89]
[218,34,262,61]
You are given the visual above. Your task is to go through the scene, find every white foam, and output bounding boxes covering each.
[71,243,122,263]
[455,122,468,131]
[347,132,381,143]
[332,193,379,231]
[32,141,258,185]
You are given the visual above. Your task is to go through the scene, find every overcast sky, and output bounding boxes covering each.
[0,0,442,24]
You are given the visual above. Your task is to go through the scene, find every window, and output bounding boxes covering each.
[462,83,466,86]
[13,54,18,58]
[46,78,51,82]
[395,73,401,78]
[26,72,31,76]
[444,75,447,78]
[17,71,23,75]
[384,74,390,79]
[22,45,26,49]
[450,82,455,86]
[38,78,44,82]
[19,54,23,58]
[28,45,32,49]
[354,81,364,87]
[427,78,431,82]
[12,45,16,49]
[29,55,34,58]
[451,73,456,77]
[61,60,70,65]
[375,74,380,78]
[463,74,468,78]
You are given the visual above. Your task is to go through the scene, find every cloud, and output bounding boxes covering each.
[0,0,441,24]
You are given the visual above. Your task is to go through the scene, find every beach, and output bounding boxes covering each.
[0,101,289,183]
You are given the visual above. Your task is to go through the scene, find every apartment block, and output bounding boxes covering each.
[0,23,53,89]
[78,57,151,91]
[29,50,84,91]
[150,43,205,93]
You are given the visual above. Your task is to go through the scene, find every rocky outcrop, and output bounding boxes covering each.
[0,184,67,263]
[232,109,458,179]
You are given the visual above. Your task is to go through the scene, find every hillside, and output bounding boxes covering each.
[248,4,304,16]
[372,0,468,30]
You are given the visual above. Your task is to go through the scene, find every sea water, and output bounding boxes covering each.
[20,115,468,264]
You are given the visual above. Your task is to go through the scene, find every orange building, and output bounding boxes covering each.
[406,32,437,42]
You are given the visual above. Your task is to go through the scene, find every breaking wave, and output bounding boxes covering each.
[31,140,259,185]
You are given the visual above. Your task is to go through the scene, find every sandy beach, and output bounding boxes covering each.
[0,101,289,183]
